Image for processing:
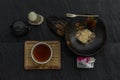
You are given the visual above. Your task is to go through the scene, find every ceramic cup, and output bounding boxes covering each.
[31,42,52,64]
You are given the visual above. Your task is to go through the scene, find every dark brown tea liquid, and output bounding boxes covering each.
[33,44,51,62]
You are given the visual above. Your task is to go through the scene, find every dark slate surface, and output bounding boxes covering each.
[0,0,120,80]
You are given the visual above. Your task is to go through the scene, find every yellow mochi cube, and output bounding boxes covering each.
[76,29,95,44]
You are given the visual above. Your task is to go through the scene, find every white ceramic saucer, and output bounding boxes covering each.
[28,14,44,25]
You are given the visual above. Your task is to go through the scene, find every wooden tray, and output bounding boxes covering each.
[24,41,61,70]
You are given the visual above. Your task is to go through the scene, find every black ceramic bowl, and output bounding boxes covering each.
[65,17,106,56]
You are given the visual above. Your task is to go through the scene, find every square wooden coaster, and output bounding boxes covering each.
[24,41,61,70]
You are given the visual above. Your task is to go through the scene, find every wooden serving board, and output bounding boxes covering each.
[24,41,61,70]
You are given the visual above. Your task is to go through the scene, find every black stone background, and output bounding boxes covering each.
[0,0,120,80]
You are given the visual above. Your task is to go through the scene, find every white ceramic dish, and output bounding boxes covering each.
[28,14,44,25]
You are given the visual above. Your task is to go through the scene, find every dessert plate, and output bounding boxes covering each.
[65,17,106,56]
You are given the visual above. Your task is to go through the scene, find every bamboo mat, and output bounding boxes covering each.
[24,41,61,70]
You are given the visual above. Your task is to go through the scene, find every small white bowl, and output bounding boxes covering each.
[31,42,52,64]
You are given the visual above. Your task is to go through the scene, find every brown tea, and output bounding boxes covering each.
[33,44,51,62]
